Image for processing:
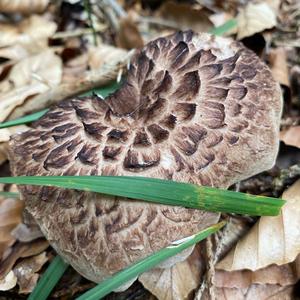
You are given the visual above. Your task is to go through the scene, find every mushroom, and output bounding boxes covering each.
[9,31,282,286]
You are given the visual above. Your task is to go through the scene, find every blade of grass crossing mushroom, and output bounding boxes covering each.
[0,176,285,216]
[209,18,237,36]
[28,255,69,300]
[76,221,226,300]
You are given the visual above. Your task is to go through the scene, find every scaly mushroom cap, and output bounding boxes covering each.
[9,31,282,283]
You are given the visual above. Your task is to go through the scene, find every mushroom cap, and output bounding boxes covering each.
[9,31,282,283]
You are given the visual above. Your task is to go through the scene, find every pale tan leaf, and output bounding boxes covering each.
[0,270,17,291]
[214,255,300,289]
[280,126,300,149]
[0,15,56,48]
[237,3,277,40]
[13,252,48,294]
[139,247,203,300]
[0,50,62,122]
[269,48,290,87]
[88,45,128,71]
[217,180,300,271]
[0,0,49,14]
[11,223,43,243]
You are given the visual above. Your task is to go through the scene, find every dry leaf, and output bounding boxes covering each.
[116,16,144,50]
[0,50,62,122]
[13,252,48,294]
[237,3,277,40]
[269,48,290,87]
[11,223,43,243]
[0,15,56,48]
[0,0,49,14]
[158,1,212,33]
[217,180,300,272]
[139,246,203,300]
[280,126,300,149]
[215,255,300,289]
[0,239,49,280]
[212,284,294,300]
[0,270,17,291]
[0,197,24,260]
[88,45,128,71]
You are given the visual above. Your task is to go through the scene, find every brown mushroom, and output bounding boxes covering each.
[9,31,282,285]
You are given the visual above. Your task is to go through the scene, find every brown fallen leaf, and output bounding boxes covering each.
[237,2,277,40]
[217,179,300,272]
[139,246,203,300]
[215,255,300,289]
[157,1,212,33]
[0,50,62,122]
[0,239,49,280]
[116,16,144,50]
[0,0,49,14]
[269,48,290,87]
[13,251,49,294]
[0,15,57,48]
[0,197,24,260]
[280,126,300,149]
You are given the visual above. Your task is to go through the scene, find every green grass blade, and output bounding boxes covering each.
[28,255,69,300]
[0,191,19,198]
[76,221,225,300]
[0,109,48,129]
[0,176,285,216]
[210,19,237,36]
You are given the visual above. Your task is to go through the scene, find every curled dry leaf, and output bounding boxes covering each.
[0,0,49,14]
[11,223,43,243]
[280,126,300,149]
[0,50,62,122]
[13,251,49,294]
[269,47,290,87]
[0,15,57,48]
[139,246,203,300]
[0,239,49,280]
[217,179,300,272]
[0,197,24,260]
[237,2,277,40]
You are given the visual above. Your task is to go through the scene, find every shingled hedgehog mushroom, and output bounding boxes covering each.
[9,31,282,287]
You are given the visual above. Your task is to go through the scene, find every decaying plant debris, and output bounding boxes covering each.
[0,0,300,299]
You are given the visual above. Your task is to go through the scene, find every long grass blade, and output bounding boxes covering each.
[0,109,48,129]
[76,222,225,300]
[0,176,285,216]
[210,19,237,36]
[28,255,69,300]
